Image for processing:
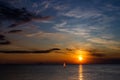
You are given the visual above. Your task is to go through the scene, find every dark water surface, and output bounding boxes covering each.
[0,64,120,80]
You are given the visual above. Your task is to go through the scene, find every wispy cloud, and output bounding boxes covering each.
[41,0,51,9]
[26,31,71,41]
[87,38,119,45]
[32,2,38,8]
[102,4,120,11]
[61,7,102,18]
[58,5,116,25]
[87,37,120,50]
[54,21,107,38]
[54,20,120,51]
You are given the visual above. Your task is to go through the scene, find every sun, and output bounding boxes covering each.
[75,50,90,63]
[79,56,83,61]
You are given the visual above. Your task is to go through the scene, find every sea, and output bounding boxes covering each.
[0,64,120,80]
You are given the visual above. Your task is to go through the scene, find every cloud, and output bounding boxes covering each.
[53,18,115,42]
[40,0,69,12]
[54,21,93,37]
[0,41,11,45]
[53,3,69,11]
[32,3,38,8]
[7,14,52,28]
[41,0,50,9]
[61,7,102,18]
[32,16,53,22]
[0,1,53,47]
[0,34,11,45]
[102,4,120,11]
[44,2,50,9]
[87,38,120,50]
[0,48,60,53]
[26,31,71,41]
[0,1,52,28]
[0,34,5,39]
[87,38,119,45]
[53,19,119,52]
[59,5,116,25]
[8,30,22,33]
[87,49,106,57]
[54,5,68,11]
[91,53,106,57]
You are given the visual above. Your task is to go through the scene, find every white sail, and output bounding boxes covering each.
[63,62,66,68]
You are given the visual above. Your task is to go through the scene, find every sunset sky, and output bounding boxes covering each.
[0,0,120,64]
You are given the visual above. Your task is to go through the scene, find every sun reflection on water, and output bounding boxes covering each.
[79,65,83,80]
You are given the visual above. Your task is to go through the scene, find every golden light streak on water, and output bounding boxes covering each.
[79,65,83,80]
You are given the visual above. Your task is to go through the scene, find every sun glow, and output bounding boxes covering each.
[75,50,91,64]
[79,56,83,61]
[76,50,88,63]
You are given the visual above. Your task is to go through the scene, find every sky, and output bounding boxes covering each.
[0,0,120,64]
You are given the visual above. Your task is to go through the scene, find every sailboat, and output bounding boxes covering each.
[63,62,66,68]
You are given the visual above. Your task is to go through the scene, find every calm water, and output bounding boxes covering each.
[0,64,120,80]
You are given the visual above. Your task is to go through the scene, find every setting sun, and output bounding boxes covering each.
[79,56,83,61]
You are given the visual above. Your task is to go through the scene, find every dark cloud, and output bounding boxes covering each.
[0,48,60,53]
[0,41,11,45]
[0,1,52,28]
[0,1,52,46]
[0,34,5,39]
[8,16,52,28]
[90,53,106,57]
[87,49,106,57]
[8,30,22,33]
[0,34,11,45]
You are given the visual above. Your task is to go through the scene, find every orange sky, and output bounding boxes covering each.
[0,50,86,64]
[0,49,120,64]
